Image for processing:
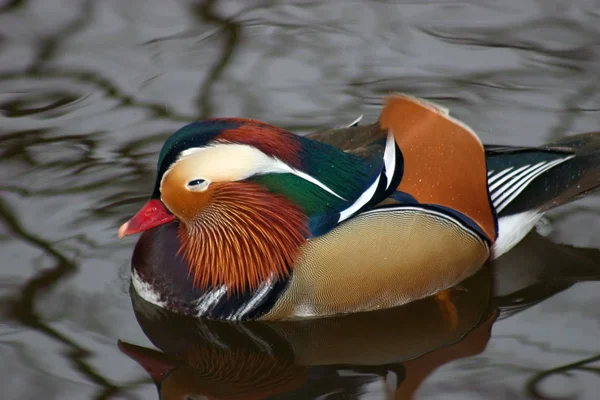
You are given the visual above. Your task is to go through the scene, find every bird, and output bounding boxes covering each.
[118,93,600,321]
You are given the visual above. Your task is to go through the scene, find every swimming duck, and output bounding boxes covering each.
[118,94,600,320]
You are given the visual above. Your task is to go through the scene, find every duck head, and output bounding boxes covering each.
[118,118,373,294]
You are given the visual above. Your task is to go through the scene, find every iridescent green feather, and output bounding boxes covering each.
[250,173,347,216]
[250,135,382,223]
[296,135,376,202]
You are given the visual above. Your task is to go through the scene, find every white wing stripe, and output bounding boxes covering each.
[487,167,514,184]
[346,115,363,127]
[491,162,546,202]
[495,156,574,212]
[338,131,397,222]
[489,165,531,192]
[492,161,548,205]
[338,174,382,223]
[383,132,397,190]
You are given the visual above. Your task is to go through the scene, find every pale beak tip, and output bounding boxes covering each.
[118,222,129,239]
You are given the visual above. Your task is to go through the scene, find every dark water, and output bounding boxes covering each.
[1,1,600,399]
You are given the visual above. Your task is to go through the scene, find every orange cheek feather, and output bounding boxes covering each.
[177,182,308,294]
[161,184,214,224]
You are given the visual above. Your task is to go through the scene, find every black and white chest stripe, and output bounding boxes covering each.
[131,270,289,320]
[195,278,279,320]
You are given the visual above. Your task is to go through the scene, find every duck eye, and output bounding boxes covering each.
[188,179,205,186]
[186,178,210,192]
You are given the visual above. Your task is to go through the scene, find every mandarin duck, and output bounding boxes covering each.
[118,94,600,320]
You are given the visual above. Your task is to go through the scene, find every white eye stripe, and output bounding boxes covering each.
[164,143,346,200]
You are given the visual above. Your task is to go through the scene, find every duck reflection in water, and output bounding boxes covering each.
[119,230,600,399]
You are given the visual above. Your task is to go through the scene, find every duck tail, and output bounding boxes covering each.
[486,131,600,217]
[539,131,600,211]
